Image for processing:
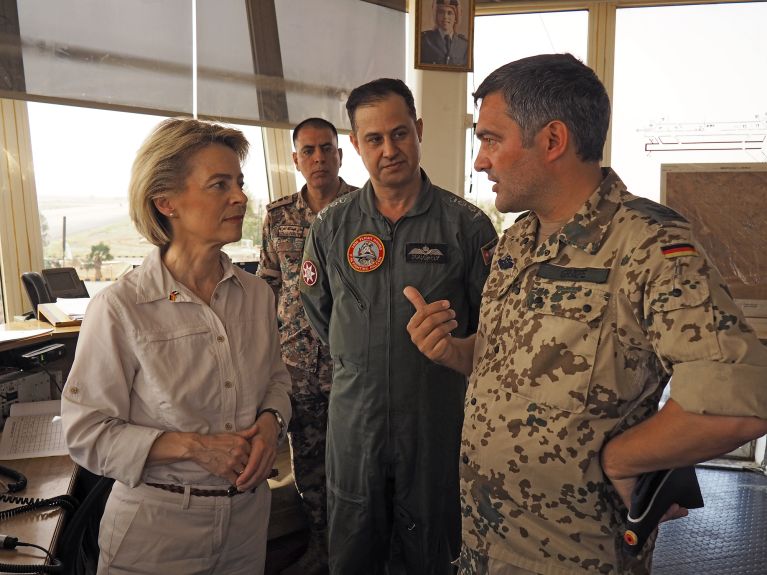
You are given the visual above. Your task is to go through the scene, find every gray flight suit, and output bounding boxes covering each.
[300,172,497,574]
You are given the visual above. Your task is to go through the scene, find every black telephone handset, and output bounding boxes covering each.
[20,272,53,313]
[0,464,78,573]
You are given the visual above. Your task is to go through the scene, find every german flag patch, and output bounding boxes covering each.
[661,243,697,259]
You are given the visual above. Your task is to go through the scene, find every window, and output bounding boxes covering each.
[611,2,767,201]
[28,103,270,293]
[466,10,589,231]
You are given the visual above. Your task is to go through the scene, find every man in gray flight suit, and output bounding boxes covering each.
[299,78,497,574]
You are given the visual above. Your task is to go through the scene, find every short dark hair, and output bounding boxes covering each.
[292,117,339,148]
[346,78,417,133]
[473,53,610,162]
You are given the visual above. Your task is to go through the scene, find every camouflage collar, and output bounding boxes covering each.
[358,169,435,219]
[298,178,354,213]
[546,168,624,256]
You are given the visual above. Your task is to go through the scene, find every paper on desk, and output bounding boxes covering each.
[0,400,68,459]
[55,297,90,319]
[0,327,54,344]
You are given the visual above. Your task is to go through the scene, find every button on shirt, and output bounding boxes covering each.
[62,247,292,488]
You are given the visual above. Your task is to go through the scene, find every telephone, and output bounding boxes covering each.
[21,268,89,314]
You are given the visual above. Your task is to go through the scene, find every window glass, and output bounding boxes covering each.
[466,11,588,231]
[292,132,370,192]
[611,2,767,202]
[28,104,269,293]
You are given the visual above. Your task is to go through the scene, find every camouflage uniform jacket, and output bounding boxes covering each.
[259,179,355,373]
[462,168,767,575]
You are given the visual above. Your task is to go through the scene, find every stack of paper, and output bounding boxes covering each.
[37,297,89,327]
[0,400,67,459]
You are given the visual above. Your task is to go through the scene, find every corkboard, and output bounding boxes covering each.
[660,163,767,300]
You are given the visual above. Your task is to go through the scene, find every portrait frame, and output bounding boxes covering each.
[415,0,474,72]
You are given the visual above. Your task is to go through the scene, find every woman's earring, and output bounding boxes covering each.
[169,211,176,218]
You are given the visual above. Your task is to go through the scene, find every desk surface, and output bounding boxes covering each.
[0,455,76,566]
[0,321,79,354]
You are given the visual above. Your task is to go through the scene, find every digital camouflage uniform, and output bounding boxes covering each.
[258,179,355,536]
[460,169,767,575]
[300,172,498,574]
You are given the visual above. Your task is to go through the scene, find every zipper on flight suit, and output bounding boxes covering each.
[332,262,366,310]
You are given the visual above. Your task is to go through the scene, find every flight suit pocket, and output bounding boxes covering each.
[502,280,609,413]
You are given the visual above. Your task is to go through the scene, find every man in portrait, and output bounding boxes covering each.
[420,0,468,66]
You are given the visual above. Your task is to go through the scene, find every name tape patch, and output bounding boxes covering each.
[537,264,610,284]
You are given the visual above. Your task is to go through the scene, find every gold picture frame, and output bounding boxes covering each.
[415,0,474,72]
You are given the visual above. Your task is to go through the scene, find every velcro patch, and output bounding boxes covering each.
[277,225,305,238]
[405,243,448,264]
[661,243,698,258]
[537,264,609,284]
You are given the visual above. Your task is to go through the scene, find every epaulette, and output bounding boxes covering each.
[457,34,467,40]
[624,198,688,226]
[266,194,296,211]
[514,210,531,223]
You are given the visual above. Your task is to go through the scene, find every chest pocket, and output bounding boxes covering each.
[498,279,610,413]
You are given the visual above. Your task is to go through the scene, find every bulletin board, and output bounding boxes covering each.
[660,163,767,300]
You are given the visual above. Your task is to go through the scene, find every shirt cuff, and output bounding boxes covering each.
[105,425,164,487]
[671,361,767,418]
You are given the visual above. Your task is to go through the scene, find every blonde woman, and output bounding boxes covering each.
[62,118,291,575]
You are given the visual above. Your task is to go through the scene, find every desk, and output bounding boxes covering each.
[0,321,79,355]
[0,455,77,567]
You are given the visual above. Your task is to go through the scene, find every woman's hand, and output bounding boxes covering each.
[234,413,281,491]
[148,429,256,485]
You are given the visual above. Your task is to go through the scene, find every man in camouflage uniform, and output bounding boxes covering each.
[405,53,767,575]
[259,117,356,575]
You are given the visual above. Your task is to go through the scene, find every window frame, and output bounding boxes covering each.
[1,0,760,321]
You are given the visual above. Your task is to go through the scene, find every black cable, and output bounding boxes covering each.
[0,535,63,573]
[38,364,62,393]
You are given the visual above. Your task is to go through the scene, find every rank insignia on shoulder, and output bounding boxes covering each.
[498,255,515,270]
[348,234,385,273]
[481,237,498,266]
[301,260,318,286]
[661,243,698,259]
[168,290,180,302]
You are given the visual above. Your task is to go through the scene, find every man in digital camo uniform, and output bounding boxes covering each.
[300,79,497,574]
[259,117,356,575]
[405,54,767,575]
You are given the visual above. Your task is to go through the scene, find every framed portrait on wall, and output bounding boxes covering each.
[415,0,474,72]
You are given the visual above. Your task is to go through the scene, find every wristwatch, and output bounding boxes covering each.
[258,408,286,444]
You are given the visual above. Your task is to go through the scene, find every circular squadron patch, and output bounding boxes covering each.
[301,260,318,286]
[347,234,385,273]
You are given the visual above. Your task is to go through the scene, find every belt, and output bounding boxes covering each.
[146,482,247,498]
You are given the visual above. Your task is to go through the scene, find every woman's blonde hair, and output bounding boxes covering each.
[128,117,249,247]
